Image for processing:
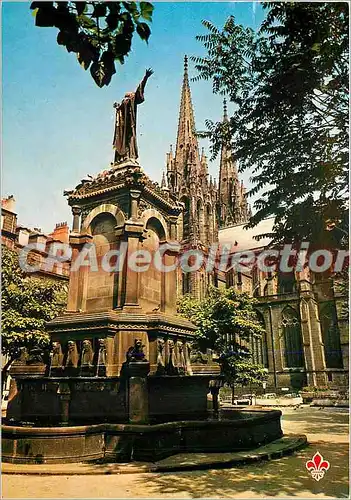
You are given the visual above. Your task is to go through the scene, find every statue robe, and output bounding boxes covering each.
[113,81,145,162]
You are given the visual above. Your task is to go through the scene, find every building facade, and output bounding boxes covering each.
[167,57,348,391]
[1,196,70,282]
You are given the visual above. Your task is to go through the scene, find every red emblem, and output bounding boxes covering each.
[306,452,330,481]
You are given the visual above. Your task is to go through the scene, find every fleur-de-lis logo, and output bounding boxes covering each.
[306,452,330,481]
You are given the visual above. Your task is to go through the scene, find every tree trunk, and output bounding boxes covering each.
[231,384,235,405]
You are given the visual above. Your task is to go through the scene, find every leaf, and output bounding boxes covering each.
[92,3,107,18]
[136,22,151,42]
[114,33,132,56]
[140,2,154,22]
[73,1,86,16]
[106,12,120,31]
[35,5,57,27]
[77,14,97,30]
[90,60,107,87]
[77,40,98,69]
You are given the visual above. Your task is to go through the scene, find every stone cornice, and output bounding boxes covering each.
[47,310,197,337]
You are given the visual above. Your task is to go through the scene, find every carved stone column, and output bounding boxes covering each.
[71,206,81,233]
[169,215,178,241]
[57,382,71,426]
[121,220,144,308]
[130,189,141,219]
[67,233,93,312]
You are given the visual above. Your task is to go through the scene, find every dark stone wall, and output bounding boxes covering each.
[148,376,210,422]
[3,409,283,464]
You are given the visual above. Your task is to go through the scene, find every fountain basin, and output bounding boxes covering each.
[2,408,283,464]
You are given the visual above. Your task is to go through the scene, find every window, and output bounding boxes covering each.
[319,302,343,368]
[278,272,296,294]
[182,273,191,294]
[282,307,304,368]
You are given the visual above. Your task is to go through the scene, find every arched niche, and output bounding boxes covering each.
[82,203,125,232]
[85,212,119,312]
[141,210,168,242]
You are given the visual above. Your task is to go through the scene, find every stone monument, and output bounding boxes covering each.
[3,69,283,464]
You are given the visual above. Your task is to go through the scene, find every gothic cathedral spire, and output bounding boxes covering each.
[166,56,200,195]
[218,99,251,227]
[166,56,218,299]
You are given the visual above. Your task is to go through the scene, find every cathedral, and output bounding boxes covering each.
[164,56,348,392]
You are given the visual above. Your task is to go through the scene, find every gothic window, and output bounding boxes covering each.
[278,271,296,294]
[282,307,304,368]
[206,204,213,244]
[319,302,343,368]
[197,199,205,242]
[180,196,190,240]
[182,272,190,294]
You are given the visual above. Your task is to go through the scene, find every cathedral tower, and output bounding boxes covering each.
[166,56,218,298]
[218,99,251,227]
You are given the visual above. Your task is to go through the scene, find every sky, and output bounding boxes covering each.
[2,1,264,233]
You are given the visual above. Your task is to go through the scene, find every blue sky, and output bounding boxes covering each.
[2,1,264,233]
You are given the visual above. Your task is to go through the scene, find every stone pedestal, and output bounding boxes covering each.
[126,362,150,424]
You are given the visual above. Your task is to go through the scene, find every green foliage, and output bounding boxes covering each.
[193,3,349,245]
[30,1,154,87]
[178,286,267,387]
[1,246,67,362]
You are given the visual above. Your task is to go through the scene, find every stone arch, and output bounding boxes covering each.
[82,203,125,232]
[141,209,168,242]
[281,306,304,368]
[139,211,167,313]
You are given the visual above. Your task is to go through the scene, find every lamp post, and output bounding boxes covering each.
[262,380,267,396]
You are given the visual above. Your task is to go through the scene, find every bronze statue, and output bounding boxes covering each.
[113,68,153,164]
[126,339,147,362]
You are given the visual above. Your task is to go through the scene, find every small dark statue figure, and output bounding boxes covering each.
[126,339,147,362]
[113,68,153,163]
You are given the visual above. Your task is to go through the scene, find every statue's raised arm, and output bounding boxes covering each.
[135,68,154,105]
[113,69,154,164]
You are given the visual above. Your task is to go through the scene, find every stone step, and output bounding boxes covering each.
[2,434,307,475]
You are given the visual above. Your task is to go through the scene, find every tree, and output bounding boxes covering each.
[193,3,348,245]
[178,287,268,403]
[30,1,154,87]
[1,246,67,381]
